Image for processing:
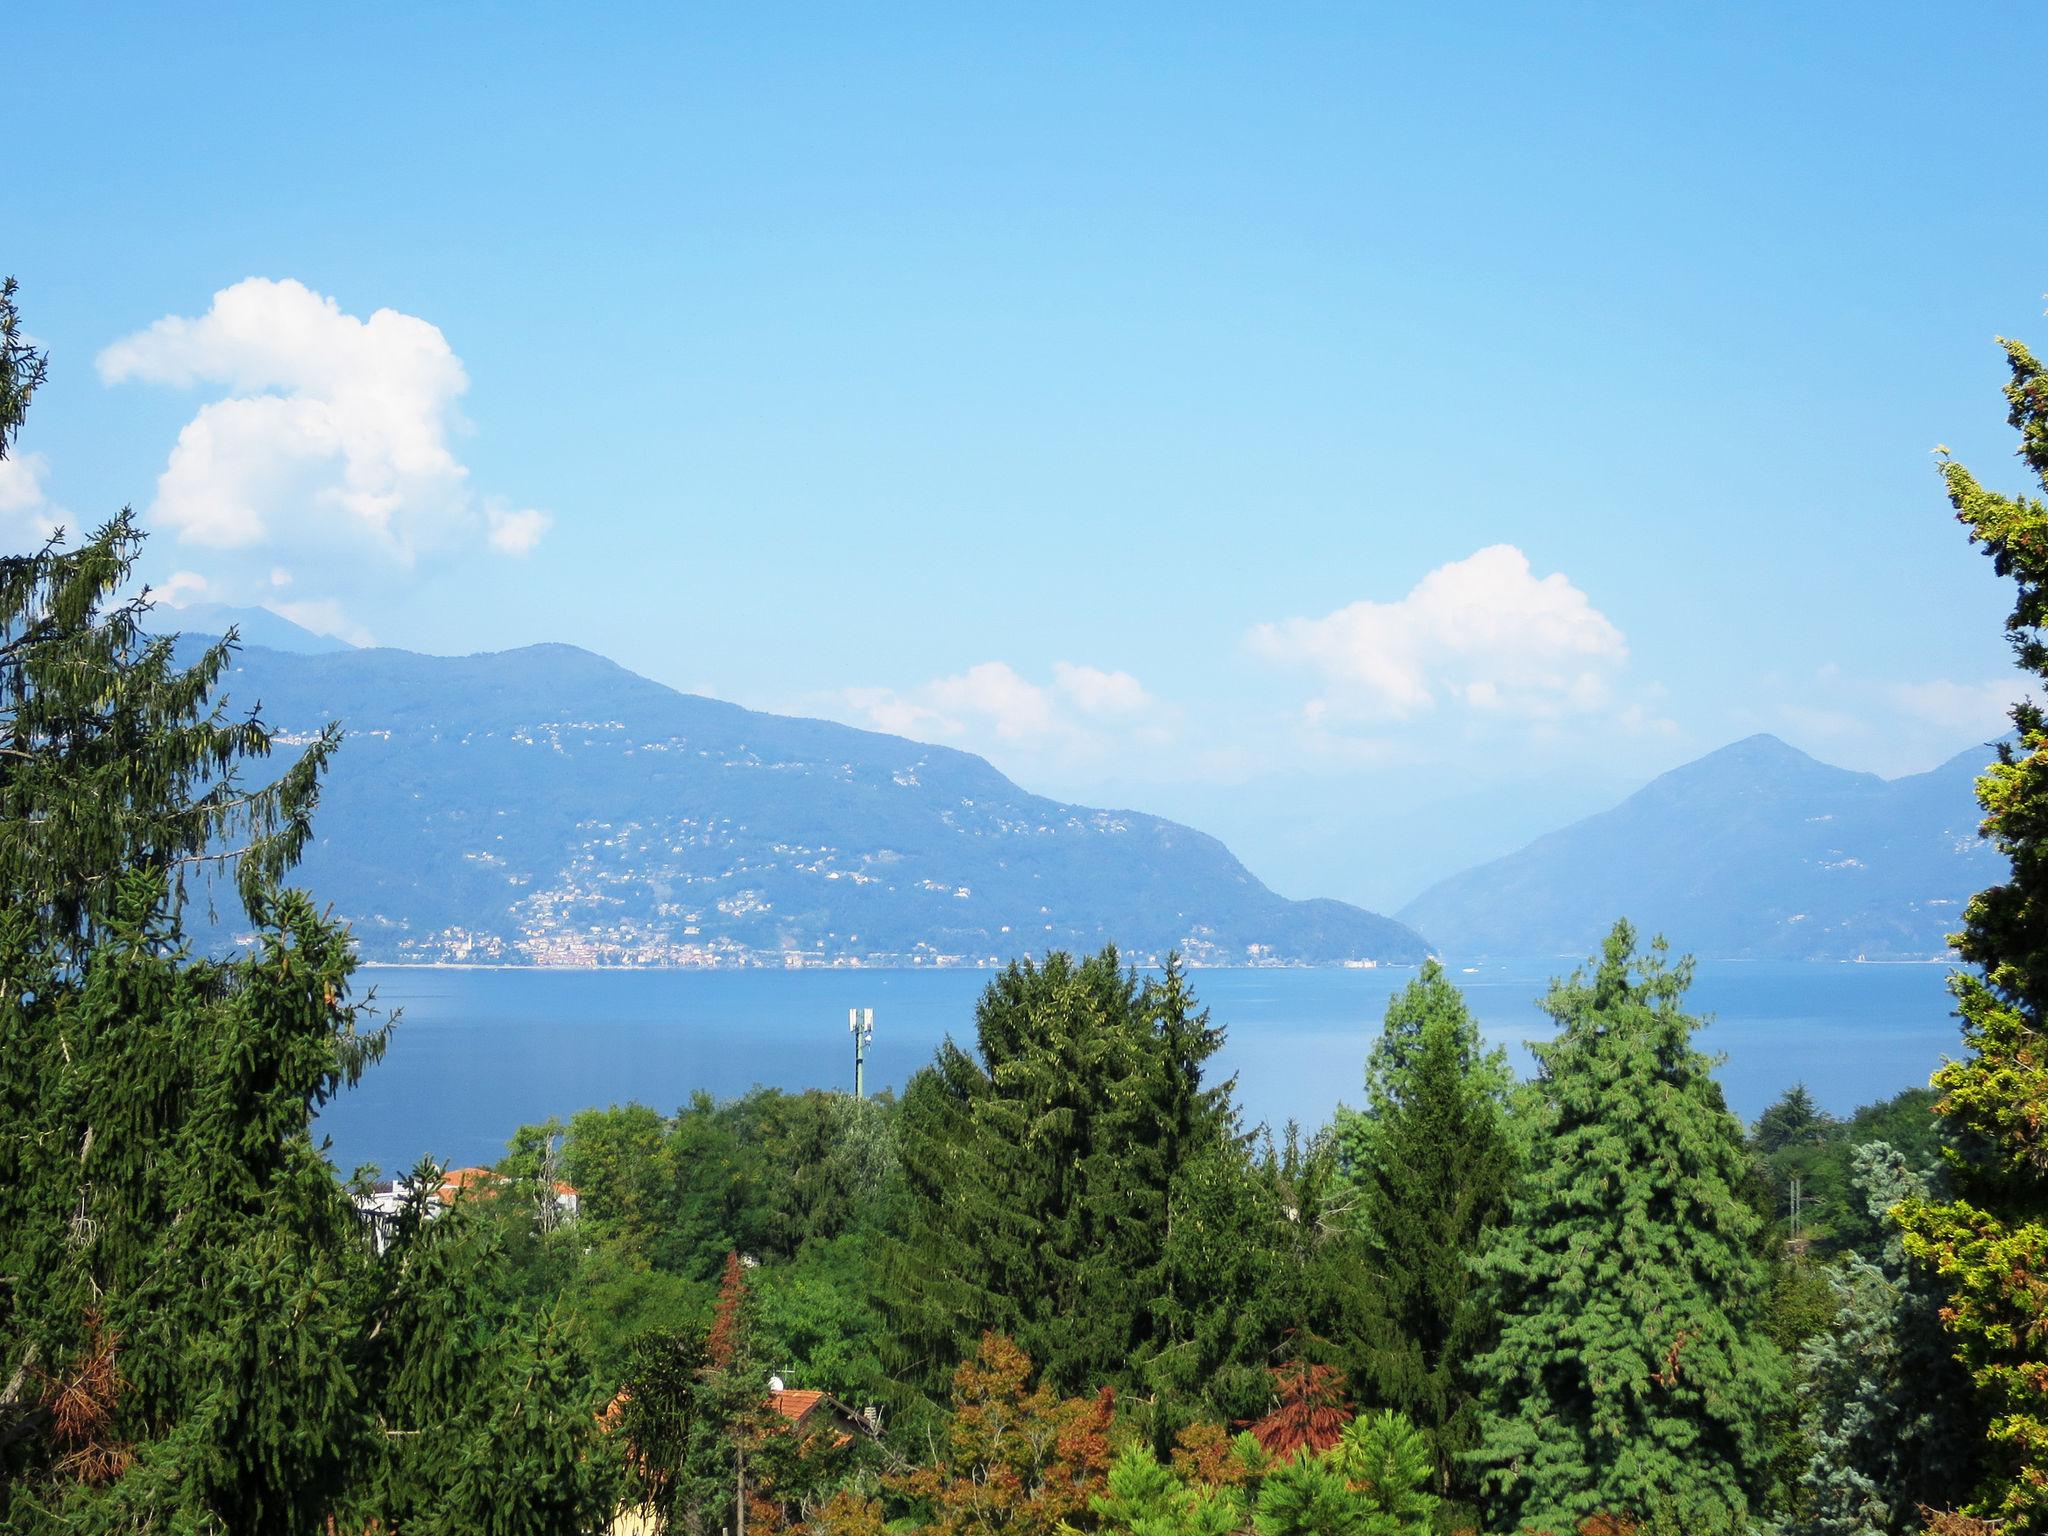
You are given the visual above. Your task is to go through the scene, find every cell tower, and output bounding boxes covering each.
[849,1007,874,1098]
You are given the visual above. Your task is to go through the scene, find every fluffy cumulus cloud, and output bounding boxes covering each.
[837,660,1172,762]
[98,278,551,565]
[1249,544,1629,721]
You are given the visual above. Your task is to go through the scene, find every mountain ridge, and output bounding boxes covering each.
[1397,731,2002,961]
[170,627,1428,968]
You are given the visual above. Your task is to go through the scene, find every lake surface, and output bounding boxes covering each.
[316,960,1967,1176]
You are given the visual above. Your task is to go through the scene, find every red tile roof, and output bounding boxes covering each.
[769,1389,826,1423]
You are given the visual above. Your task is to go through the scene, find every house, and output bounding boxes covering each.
[348,1166,579,1253]
[767,1383,882,1445]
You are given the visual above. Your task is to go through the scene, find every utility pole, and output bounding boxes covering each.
[1788,1174,1803,1240]
[849,1007,873,1098]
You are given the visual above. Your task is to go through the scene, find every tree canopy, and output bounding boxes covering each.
[1898,328,2048,1525]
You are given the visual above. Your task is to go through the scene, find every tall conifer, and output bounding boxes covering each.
[0,277,609,1533]
[888,950,1240,1406]
[1468,922,1783,1531]
[1331,961,1514,1502]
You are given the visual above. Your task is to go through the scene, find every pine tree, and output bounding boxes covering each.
[1333,1412,1438,1534]
[1330,960,1514,1501]
[1251,1453,1376,1536]
[1896,328,2048,1527]
[1468,921,1785,1532]
[1091,1442,1243,1536]
[0,275,367,1531]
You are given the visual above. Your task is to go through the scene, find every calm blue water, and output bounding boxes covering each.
[315,961,1966,1177]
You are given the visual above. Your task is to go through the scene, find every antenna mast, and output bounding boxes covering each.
[850,1007,874,1099]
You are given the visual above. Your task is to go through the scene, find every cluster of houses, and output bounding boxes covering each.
[352,1164,581,1255]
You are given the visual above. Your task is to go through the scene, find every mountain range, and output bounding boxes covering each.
[167,606,2010,967]
[168,608,1427,967]
[1398,732,2004,961]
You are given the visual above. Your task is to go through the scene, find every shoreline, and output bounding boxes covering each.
[352,954,1964,974]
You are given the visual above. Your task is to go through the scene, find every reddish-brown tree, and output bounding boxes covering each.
[896,1333,1114,1536]
[1246,1361,1353,1458]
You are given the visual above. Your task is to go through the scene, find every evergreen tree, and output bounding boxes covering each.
[0,276,365,1531]
[1248,1419,1435,1536]
[1797,1145,1974,1535]
[1333,1412,1438,1533]
[1091,1443,1243,1536]
[1468,921,1785,1532]
[1754,1084,1834,1158]
[0,277,609,1533]
[888,950,1239,1403]
[1252,1453,1377,1536]
[1330,960,1514,1501]
[1896,328,2048,1527]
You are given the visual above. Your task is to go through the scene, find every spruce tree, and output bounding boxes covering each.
[1330,960,1514,1502]
[0,277,610,1533]
[1468,921,1784,1532]
[888,950,1239,1403]
[1896,328,2048,1527]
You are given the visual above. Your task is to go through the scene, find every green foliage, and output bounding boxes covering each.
[1468,921,1786,1533]
[1249,1424,1434,1536]
[1331,960,1515,1502]
[1754,1083,1835,1158]
[1749,1084,1943,1257]
[1332,1412,1437,1531]
[1253,1452,1378,1536]
[0,282,608,1534]
[1796,1147,1976,1535]
[888,951,1259,1417]
[1092,1443,1242,1536]
[1897,328,2048,1526]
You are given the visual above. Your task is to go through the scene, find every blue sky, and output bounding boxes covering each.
[10,2,2048,910]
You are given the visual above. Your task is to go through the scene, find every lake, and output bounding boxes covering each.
[315,959,1967,1176]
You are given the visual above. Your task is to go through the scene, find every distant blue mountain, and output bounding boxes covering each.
[162,602,356,655]
[1397,733,2006,961]
[179,638,1427,968]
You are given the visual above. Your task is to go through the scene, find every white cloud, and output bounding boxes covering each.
[0,451,64,547]
[1249,545,1628,721]
[486,502,551,555]
[1889,678,2025,737]
[1754,666,2033,777]
[845,661,1060,745]
[832,660,1175,771]
[99,278,548,566]
[273,599,375,648]
[1053,662,1154,717]
[156,569,212,606]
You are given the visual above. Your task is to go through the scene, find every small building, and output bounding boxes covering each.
[768,1384,882,1444]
